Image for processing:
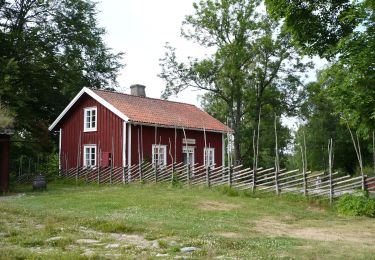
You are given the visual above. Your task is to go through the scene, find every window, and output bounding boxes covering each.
[83,145,97,167]
[152,144,167,166]
[204,148,215,168]
[183,146,195,166]
[84,107,97,132]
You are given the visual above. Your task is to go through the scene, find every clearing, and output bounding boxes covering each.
[0,182,374,259]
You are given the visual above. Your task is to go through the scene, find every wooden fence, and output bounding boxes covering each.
[57,162,375,202]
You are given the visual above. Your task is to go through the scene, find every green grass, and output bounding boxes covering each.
[1,181,375,259]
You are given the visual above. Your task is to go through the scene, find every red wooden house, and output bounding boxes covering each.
[49,85,232,172]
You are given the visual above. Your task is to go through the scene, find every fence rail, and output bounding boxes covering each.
[41,163,375,202]
[14,161,375,201]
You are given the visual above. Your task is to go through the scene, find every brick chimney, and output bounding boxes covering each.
[130,84,146,97]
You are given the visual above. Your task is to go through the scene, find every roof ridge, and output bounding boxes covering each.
[92,88,198,107]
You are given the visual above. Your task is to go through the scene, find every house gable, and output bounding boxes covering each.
[48,87,128,131]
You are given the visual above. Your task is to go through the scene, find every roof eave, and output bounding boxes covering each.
[128,120,233,134]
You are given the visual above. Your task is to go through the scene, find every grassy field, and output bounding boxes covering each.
[0,182,375,259]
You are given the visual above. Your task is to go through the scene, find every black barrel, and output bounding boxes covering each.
[32,174,47,191]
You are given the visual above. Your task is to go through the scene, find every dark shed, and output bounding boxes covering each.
[0,129,13,193]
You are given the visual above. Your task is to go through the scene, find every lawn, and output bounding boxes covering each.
[0,181,374,259]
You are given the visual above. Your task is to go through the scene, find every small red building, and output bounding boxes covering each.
[49,85,231,171]
[0,129,13,193]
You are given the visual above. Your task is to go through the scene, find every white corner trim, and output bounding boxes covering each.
[48,87,129,131]
[123,121,126,167]
[128,123,132,170]
[59,128,62,170]
[222,133,225,167]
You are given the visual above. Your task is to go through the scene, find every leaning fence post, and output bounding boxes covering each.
[76,166,79,183]
[275,168,280,195]
[155,164,158,182]
[303,171,308,197]
[187,164,191,185]
[228,165,232,187]
[328,138,334,204]
[252,168,257,192]
[122,166,126,184]
[110,165,113,185]
[171,162,175,184]
[206,166,211,188]
[363,175,368,192]
[139,163,143,182]
[97,166,100,185]
[329,174,334,204]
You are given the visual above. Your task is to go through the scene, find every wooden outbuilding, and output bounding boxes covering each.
[0,128,13,193]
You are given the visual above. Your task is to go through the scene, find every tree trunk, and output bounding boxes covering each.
[253,97,262,169]
[233,99,242,165]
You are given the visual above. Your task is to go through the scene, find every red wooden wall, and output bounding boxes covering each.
[57,94,224,169]
[129,124,223,166]
[59,94,124,169]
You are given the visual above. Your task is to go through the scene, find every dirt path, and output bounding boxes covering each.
[254,217,375,244]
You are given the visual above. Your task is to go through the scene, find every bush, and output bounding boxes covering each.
[171,173,182,188]
[217,186,239,197]
[45,153,59,180]
[336,193,375,217]
[354,165,375,177]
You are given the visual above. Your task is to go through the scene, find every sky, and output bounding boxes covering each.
[96,0,206,106]
[96,0,327,129]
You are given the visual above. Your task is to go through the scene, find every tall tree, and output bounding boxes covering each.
[266,0,374,137]
[265,0,359,57]
[0,0,124,156]
[296,81,359,173]
[159,0,308,164]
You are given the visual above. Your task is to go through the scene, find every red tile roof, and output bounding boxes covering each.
[93,89,231,133]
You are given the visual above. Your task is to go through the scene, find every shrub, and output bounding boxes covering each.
[45,153,59,179]
[336,192,375,217]
[217,186,239,197]
[354,165,375,177]
[171,173,182,188]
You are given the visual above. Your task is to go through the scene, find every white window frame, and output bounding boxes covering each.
[83,144,97,168]
[83,107,97,132]
[183,146,195,166]
[204,148,215,168]
[152,144,167,166]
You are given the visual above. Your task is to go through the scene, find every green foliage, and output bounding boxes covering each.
[354,165,375,177]
[267,0,375,138]
[159,0,308,164]
[336,193,375,217]
[0,102,14,129]
[45,153,59,180]
[265,0,360,57]
[0,0,124,161]
[216,185,239,197]
[170,172,182,188]
[294,82,360,173]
